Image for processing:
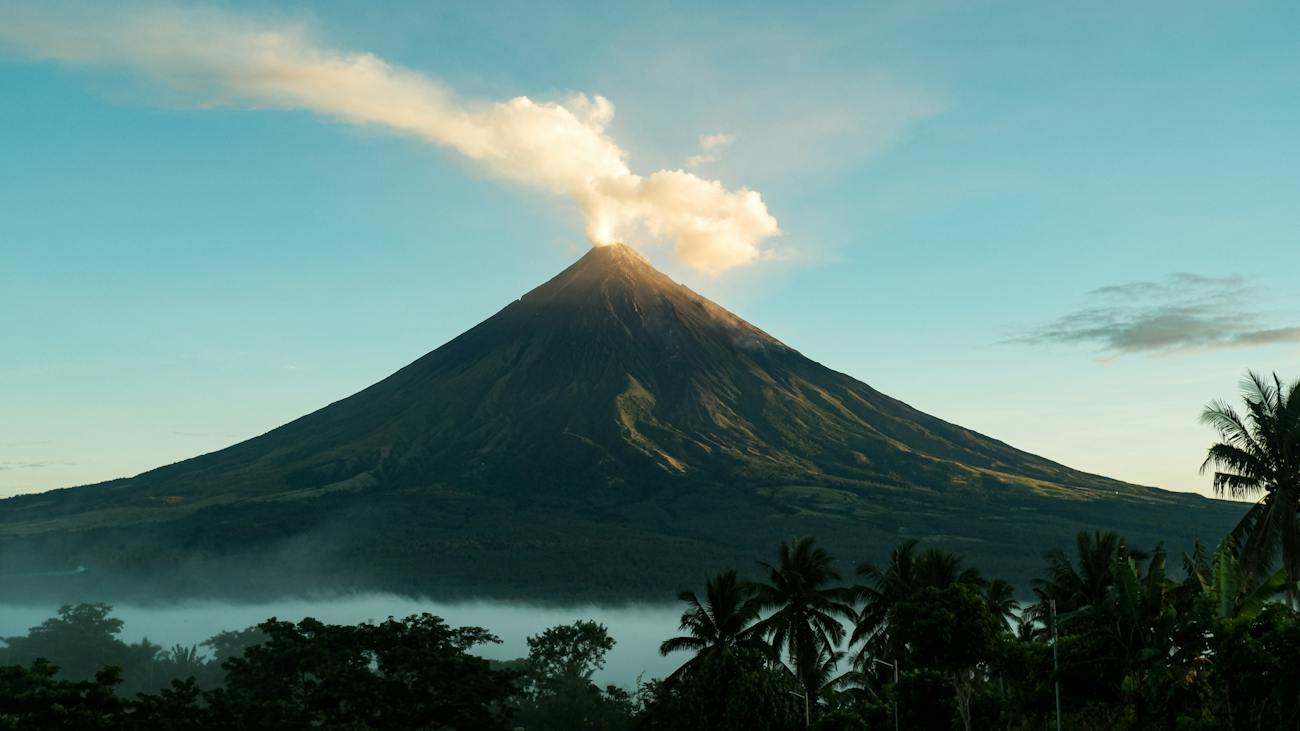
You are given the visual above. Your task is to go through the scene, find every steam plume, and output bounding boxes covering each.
[0,3,780,273]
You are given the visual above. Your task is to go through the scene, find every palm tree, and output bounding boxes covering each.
[659,568,764,680]
[1180,538,1289,620]
[1033,530,1142,615]
[851,540,920,671]
[984,578,1020,630]
[1033,531,1167,704]
[914,546,984,589]
[749,537,856,701]
[799,645,857,713]
[162,643,206,680]
[1201,371,1300,599]
[851,541,986,672]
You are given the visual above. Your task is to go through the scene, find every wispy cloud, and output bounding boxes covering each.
[686,132,735,168]
[0,460,73,471]
[0,2,780,274]
[1010,273,1300,355]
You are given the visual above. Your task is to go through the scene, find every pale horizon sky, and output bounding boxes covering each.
[2,1,1298,500]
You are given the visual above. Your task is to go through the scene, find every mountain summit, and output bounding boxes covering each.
[0,245,1242,599]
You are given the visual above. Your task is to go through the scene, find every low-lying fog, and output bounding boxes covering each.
[0,595,684,687]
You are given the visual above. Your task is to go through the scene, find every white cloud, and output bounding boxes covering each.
[0,3,780,273]
[686,132,735,168]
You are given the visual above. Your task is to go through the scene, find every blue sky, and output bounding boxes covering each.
[2,1,1298,499]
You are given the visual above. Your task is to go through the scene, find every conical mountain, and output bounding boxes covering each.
[0,244,1242,600]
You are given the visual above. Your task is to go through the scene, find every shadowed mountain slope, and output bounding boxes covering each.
[0,245,1244,600]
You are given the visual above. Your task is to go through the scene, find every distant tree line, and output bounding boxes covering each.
[0,371,1295,730]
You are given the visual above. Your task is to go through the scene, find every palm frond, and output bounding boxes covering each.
[659,635,707,656]
[1201,400,1258,450]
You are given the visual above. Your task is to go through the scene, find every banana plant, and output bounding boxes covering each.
[1181,536,1291,621]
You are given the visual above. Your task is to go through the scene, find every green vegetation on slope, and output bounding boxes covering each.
[0,246,1248,601]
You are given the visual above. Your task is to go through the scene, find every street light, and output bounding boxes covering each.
[787,689,809,729]
[873,659,900,731]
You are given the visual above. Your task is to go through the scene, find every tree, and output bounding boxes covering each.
[0,604,124,681]
[636,646,802,731]
[1030,532,1210,726]
[518,621,632,731]
[151,645,205,688]
[1031,531,1142,718]
[852,541,986,674]
[659,568,764,680]
[894,668,959,730]
[1180,538,1289,622]
[213,613,518,730]
[749,537,856,704]
[0,603,161,694]
[197,625,267,687]
[0,660,124,730]
[1209,604,1300,729]
[128,678,211,731]
[891,584,999,731]
[984,578,1020,630]
[1095,545,1196,726]
[1034,530,1141,614]
[525,620,616,686]
[1201,371,1300,599]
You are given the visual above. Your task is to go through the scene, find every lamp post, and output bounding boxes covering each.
[787,689,809,729]
[1051,599,1062,731]
[873,659,900,731]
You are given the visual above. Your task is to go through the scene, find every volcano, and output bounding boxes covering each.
[0,245,1243,599]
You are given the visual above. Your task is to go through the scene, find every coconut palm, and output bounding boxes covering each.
[914,546,984,589]
[801,646,857,703]
[1033,530,1142,615]
[1013,611,1039,642]
[1201,371,1300,598]
[659,568,764,680]
[984,578,1020,630]
[1032,531,1173,705]
[749,537,856,701]
[851,541,986,671]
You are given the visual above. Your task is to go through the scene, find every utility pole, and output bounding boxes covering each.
[893,660,899,731]
[874,659,900,731]
[1051,599,1062,731]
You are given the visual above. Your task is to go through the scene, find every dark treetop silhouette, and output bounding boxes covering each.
[1201,371,1300,600]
